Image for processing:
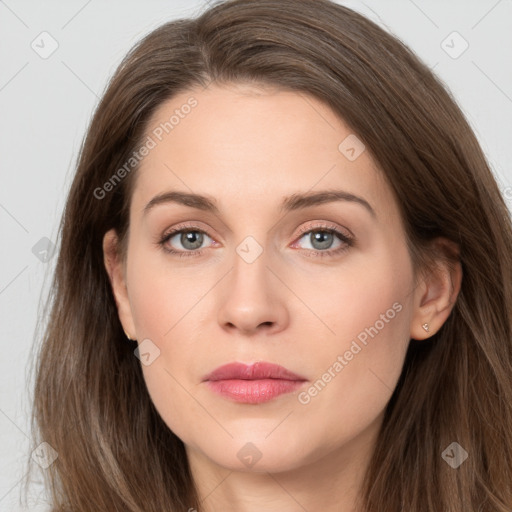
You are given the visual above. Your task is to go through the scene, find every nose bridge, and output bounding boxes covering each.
[230,232,272,297]
[226,203,274,273]
[226,205,290,292]
[224,199,287,280]
[235,233,267,267]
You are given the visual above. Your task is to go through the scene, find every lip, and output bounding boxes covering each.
[204,361,306,382]
[203,362,308,404]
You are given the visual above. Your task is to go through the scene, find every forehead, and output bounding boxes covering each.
[131,83,396,221]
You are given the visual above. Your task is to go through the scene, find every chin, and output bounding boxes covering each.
[192,433,318,474]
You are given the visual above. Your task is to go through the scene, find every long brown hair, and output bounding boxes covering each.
[29,0,512,510]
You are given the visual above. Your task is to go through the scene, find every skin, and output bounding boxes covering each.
[103,82,462,512]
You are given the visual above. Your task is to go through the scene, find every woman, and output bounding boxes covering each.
[30,0,512,510]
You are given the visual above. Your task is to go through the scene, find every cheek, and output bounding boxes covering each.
[125,252,211,442]
[297,245,414,433]
[298,304,410,457]
[294,240,412,355]
[336,247,412,375]
[126,247,204,342]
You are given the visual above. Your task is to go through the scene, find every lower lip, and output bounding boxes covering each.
[206,379,306,404]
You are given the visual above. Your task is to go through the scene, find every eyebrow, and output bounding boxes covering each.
[143,189,376,218]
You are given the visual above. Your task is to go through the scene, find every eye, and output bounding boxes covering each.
[171,230,209,250]
[291,224,354,258]
[158,225,214,258]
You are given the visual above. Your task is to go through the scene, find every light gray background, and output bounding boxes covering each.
[1,0,511,510]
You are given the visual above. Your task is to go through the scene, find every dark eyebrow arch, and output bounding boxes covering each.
[144,191,221,216]
[143,189,376,218]
[282,190,376,218]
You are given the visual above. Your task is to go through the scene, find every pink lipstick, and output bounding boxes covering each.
[203,362,307,404]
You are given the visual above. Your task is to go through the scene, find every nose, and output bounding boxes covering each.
[217,250,289,336]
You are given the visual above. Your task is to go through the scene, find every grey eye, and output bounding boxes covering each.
[169,230,210,251]
[298,230,341,251]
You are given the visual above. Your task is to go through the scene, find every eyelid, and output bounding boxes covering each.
[159,220,217,241]
[293,221,353,240]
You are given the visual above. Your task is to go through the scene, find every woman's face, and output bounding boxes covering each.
[107,82,426,474]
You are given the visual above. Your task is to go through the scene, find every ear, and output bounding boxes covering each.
[103,229,137,340]
[410,237,462,341]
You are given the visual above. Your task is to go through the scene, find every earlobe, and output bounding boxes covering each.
[102,229,137,339]
[410,238,462,341]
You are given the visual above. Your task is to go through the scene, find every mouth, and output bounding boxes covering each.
[203,361,308,404]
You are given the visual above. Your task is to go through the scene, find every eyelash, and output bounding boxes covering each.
[157,222,354,259]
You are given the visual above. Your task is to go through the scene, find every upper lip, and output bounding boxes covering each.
[203,362,307,382]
